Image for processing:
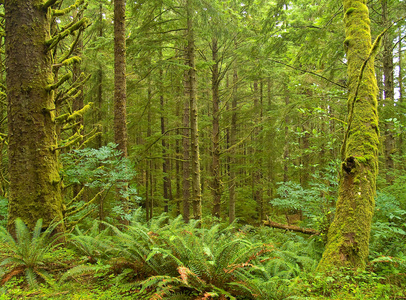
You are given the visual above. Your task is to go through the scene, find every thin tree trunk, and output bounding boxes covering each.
[399,28,404,159]
[96,3,104,149]
[186,0,202,220]
[114,0,129,221]
[114,0,128,155]
[382,0,395,184]
[228,63,238,224]
[182,66,191,223]
[211,38,222,219]
[160,56,172,213]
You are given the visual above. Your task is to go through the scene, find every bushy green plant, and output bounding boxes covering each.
[0,219,62,287]
[271,160,339,232]
[60,143,140,224]
[68,220,113,264]
[137,220,274,298]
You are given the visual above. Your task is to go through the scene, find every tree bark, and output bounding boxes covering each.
[382,0,395,184]
[186,0,202,220]
[114,0,128,156]
[182,61,191,223]
[114,0,129,221]
[96,3,104,149]
[211,37,222,219]
[228,63,238,224]
[6,0,64,231]
[318,0,379,270]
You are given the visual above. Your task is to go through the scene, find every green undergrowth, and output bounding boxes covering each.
[0,212,405,299]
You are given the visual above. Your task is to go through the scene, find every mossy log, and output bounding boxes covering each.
[263,218,319,235]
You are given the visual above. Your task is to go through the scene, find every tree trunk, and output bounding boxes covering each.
[228,64,238,223]
[382,0,395,184]
[318,0,379,270]
[114,0,128,156]
[211,38,222,219]
[96,3,104,149]
[186,0,202,220]
[182,64,191,223]
[114,0,129,221]
[398,28,404,160]
[160,57,172,213]
[6,0,64,231]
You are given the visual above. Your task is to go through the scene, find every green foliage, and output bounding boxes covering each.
[299,267,406,299]
[61,143,136,190]
[271,160,339,231]
[0,219,62,287]
[0,197,6,228]
[68,220,113,264]
[61,143,140,222]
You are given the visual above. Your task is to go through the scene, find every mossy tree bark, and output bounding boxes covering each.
[5,0,64,231]
[318,0,379,270]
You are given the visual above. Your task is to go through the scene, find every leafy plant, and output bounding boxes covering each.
[0,197,6,228]
[271,160,339,232]
[140,220,274,299]
[68,220,113,264]
[0,219,62,286]
[60,143,140,224]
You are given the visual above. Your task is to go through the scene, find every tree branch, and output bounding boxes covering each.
[263,217,319,235]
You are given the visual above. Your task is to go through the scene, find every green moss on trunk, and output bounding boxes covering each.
[5,0,64,232]
[318,0,379,271]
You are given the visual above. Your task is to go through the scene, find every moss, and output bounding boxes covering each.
[346,7,356,15]
[318,0,378,272]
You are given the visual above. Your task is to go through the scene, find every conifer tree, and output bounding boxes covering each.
[5,0,65,231]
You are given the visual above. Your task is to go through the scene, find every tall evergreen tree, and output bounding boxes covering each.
[5,0,65,231]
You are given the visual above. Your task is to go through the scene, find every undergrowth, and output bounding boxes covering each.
[0,213,404,299]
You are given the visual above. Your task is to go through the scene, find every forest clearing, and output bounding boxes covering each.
[0,0,405,299]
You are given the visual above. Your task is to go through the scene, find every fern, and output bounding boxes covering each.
[0,218,62,286]
[68,220,113,263]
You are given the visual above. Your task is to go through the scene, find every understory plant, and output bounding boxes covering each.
[0,219,62,287]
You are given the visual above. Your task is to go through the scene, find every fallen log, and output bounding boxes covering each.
[263,217,319,235]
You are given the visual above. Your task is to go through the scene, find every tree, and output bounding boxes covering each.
[318,0,380,270]
[186,0,202,220]
[5,0,70,231]
[114,0,128,157]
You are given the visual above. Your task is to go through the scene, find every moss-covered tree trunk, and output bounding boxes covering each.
[318,0,379,270]
[5,0,64,231]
